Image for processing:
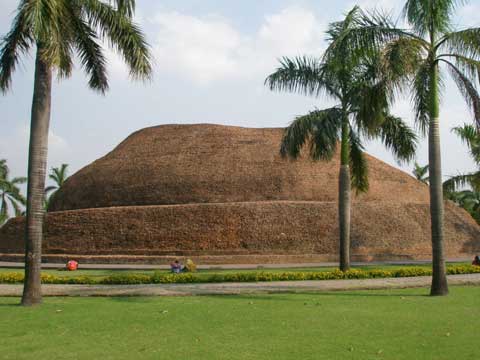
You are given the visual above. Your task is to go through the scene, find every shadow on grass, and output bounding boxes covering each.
[200,290,430,301]
[0,302,22,307]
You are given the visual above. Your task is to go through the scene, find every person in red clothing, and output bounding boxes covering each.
[66,260,78,271]
[472,255,480,266]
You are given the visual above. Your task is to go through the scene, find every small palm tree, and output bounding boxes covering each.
[0,159,26,226]
[332,1,480,295]
[266,10,417,271]
[0,0,152,306]
[44,164,69,210]
[412,162,429,184]
[448,190,480,223]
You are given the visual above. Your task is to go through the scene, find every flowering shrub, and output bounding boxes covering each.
[0,264,478,285]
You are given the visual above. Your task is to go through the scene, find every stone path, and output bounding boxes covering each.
[0,274,478,297]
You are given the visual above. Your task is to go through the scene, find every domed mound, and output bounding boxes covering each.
[0,124,479,264]
[48,124,429,211]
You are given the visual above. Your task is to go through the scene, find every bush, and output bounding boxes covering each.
[0,264,479,285]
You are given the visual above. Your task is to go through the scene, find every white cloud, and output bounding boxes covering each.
[457,3,480,27]
[150,6,325,84]
[348,0,404,12]
[0,124,68,178]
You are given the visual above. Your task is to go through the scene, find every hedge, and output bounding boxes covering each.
[0,265,479,285]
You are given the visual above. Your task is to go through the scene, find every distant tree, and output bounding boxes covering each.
[44,164,69,210]
[412,162,429,184]
[443,124,480,223]
[0,159,26,226]
[0,0,152,306]
[266,8,417,271]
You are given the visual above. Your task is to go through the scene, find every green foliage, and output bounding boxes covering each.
[1,265,478,285]
[0,159,26,225]
[413,162,429,184]
[44,163,69,211]
[0,0,152,94]
[444,124,480,224]
[267,8,417,193]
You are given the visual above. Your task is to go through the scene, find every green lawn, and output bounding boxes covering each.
[0,262,469,280]
[0,286,478,359]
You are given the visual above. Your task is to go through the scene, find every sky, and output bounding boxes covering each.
[1,0,480,194]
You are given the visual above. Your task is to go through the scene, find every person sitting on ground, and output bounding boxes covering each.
[183,258,197,273]
[170,260,182,274]
[472,255,480,266]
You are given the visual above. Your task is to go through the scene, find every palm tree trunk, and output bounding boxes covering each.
[21,46,52,306]
[339,115,351,271]
[428,62,448,296]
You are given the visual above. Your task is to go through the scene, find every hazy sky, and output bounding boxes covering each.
[1,0,479,190]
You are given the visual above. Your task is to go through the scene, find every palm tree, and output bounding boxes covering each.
[266,11,417,271]
[44,164,69,210]
[447,190,480,223]
[0,159,26,226]
[412,162,429,184]
[332,2,480,295]
[0,0,152,306]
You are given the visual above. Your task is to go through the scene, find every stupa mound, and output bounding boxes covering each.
[1,124,479,264]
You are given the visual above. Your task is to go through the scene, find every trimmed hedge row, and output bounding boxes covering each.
[0,265,479,285]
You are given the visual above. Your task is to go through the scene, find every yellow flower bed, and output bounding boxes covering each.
[0,265,478,285]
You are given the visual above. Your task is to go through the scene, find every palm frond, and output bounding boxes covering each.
[439,54,480,84]
[403,0,462,36]
[326,7,425,61]
[82,0,152,80]
[265,56,330,98]
[442,59,480,127]
[11,176,27,185]
[110,0,135,18]
[351,80,389,136]
[349,127,368,193]
[44,185,57,195]
[452,124,480,164]
[9,196,24,216]
[443,172,480,193]
[0,1,33,92]
[413,162,429,184]
[377,114,418,163]
[69,11,109,92]
[412,60,431,135]
[438,27,480,60]
[382,37,425,85]
[280,107,343,161]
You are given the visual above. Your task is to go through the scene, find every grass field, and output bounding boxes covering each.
[0,286,478,360]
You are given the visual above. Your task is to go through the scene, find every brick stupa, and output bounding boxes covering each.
[1,124,479,264]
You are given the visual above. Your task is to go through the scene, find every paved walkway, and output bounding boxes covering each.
[0,274,478,297]
[0,259,470,271]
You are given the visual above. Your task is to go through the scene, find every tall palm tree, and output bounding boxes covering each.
[266,11,417,271]
[332,2,480,295]
[0,0,152,306]
[412,162,429,184]
[0,159,26,226]
[44,163,69,210]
